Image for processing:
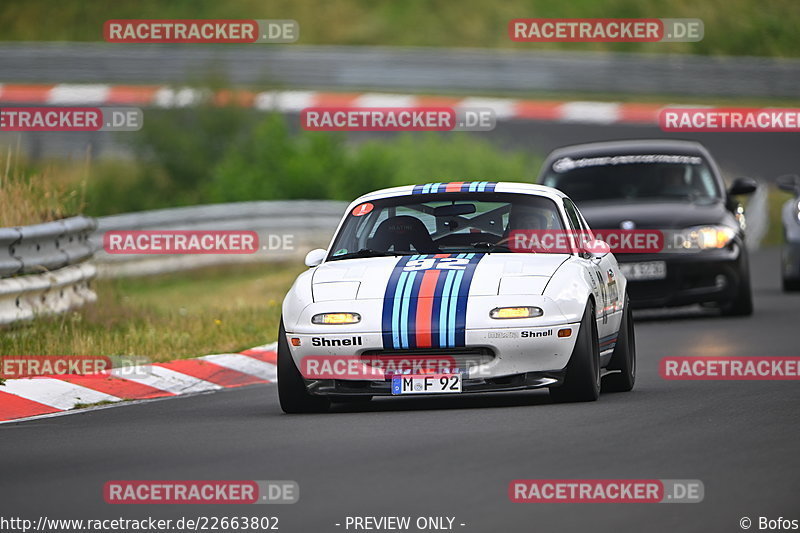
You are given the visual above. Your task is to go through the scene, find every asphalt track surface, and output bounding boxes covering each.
[1,248,798,533]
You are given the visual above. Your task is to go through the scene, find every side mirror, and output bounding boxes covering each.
[776,174,800,194]
[584,239,610,261]
[728,177,758,196]
[304,248,327,267]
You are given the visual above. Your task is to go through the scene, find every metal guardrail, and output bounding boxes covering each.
[2,43,800,98]
[91,200,348,278]
[0,201,348,324]
[0,263,97,325]
[0,216,98,325]
[0,216,96,277]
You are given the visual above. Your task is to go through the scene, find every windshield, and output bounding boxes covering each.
[328,192,564,260]
[541,155,721,203]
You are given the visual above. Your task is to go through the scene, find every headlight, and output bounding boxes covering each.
[489,306,543,319]
[796,200,800,224]
[676,225,736,250]
[311,312,361,325]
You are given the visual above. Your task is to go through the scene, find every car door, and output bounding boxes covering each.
[563,198,617,342]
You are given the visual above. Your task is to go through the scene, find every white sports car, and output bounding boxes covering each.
[279,181,635,413]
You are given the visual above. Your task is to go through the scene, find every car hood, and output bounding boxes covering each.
[577,199,732,230]
[311,253,570,301]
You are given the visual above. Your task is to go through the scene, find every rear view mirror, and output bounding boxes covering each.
[433,204,476,217]
[776,174,800,194]
[728,177,758,196]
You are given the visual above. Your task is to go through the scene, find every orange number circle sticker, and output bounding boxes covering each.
[352,203,374,217]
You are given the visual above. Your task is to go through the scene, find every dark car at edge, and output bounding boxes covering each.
[538,139,757,316]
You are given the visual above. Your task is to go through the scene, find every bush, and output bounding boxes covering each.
[207,115,540,202]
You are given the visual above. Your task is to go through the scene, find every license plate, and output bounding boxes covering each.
[620,261,667,281]
[391,373,462,395]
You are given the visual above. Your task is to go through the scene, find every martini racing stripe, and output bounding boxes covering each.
[381,253,484,349]
[411,181,497,194]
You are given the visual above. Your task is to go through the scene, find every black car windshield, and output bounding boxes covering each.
[328,192,564,260]
[541,155,721,203]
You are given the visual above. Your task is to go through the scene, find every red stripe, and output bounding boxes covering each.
[618,103,663,123]
[154,359,267,388]
[214,89,256,107]
[60,375,173,400]
[414,269,441,348]
[446,181,464,192]
[0,84,55,103]
[514,100,563,120]
[433,253,450,258]
[240,349,278,365]
[0,391,60,421]
[106,85,159,105]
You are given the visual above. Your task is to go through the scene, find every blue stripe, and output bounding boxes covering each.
[429,266,449,349]
[406,269,425,349]
[468,182,478,192]
[447,269,464,347]
[439,270,456,347]
[392,271,410,349]
[485,182,497,192]
[382,256,408,349]
[399,271,417,349]
[412,184,425,194]
[421,183,431,194]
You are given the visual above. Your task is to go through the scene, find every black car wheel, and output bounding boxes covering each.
[277,320,331,414]
[602,294,636,393]
[720,252,753,316]
[549,301,600,403]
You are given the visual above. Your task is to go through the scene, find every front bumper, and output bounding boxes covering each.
[620,245,745,308]
[307,372,563,396]
[285,323,580,392]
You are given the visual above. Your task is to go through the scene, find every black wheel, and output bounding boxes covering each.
[549,301,600,403]
[602,295,636,393]
[783,277,800,292]
[720,259,753,316]
[277,320,330,414]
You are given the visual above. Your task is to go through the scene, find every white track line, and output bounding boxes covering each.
[111,365,222,394]
[201,354,277,381]
[1,379,120,410]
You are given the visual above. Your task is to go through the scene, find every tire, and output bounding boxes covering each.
[549,301,601,403]
[277,320,330,414]
[602,295,636,393]
[720,258,753,316]
[783,277,800,292]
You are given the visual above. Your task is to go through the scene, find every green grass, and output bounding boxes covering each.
[1,0,799,57]
[0,262,304,363]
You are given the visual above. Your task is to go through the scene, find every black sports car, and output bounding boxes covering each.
[538,139,757,315]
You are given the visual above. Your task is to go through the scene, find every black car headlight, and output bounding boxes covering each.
[675,225,736,250]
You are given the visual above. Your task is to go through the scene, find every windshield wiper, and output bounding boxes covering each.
[329,249,414,261]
